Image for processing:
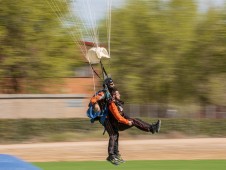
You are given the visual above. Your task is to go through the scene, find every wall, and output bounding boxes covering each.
[0,76,99,119]
[0,94,89,119]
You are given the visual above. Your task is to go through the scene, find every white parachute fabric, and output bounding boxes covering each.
[85,47,110,64]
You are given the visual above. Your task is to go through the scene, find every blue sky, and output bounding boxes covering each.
[198,0,225,11]
[73,0,225,25]
[72,0,125,27]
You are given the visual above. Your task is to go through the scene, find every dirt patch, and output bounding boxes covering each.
[1,138,226,162]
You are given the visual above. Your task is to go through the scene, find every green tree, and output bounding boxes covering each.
[181,7,226,106]
[106,0,198,105]
[101,0,226,109]
[0,0,82,93]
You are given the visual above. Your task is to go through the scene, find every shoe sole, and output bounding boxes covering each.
[106,159,120,166]
[117,159,125,163]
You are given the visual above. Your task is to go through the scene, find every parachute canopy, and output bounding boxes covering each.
[85,47,110,64]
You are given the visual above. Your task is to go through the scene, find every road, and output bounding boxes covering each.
[0,138,226,162]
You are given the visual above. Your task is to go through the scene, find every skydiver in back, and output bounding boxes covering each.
[89,78,161,165]
[105,87,161,164]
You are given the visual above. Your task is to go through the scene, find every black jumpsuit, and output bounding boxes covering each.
[104,99,151,156]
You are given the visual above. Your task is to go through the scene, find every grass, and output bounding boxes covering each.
[1,118,226,144]
[34,160,226,170]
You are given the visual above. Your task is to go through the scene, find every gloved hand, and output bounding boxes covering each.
[128,120,133,126]
[94,103,101,112]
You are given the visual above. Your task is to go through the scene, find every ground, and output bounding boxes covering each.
[1,138,226,162]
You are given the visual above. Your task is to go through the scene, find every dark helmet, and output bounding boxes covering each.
[104,77,113,85]
[103,77,114,89]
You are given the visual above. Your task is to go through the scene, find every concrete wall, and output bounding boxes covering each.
[0,94,89,119]
[1,94,225,119]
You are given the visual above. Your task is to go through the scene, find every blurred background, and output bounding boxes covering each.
[1,0,226,144]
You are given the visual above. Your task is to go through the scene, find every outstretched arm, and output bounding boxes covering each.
[108,102,132,126]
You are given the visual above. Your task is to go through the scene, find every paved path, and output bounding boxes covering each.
[0,138,226,162]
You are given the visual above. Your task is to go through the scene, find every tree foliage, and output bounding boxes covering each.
[105,0,226,106]
[0,0,82,93]
[1,0,226,107]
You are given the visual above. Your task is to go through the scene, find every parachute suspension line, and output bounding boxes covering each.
[90,64,97,94]
[67,0,90,56]
[71,0,95,56]
[61,0,87,56]
[100,60,108,80]
[106,0,112,74]
[47,0,70,40]
[47,0,77,42]
[73,0,98,49]
[90,65,101,79]
[46,0,87,57]
[78,0,100,94]
[47,0,112,91]
[61,0,89,56]
[107,0,112,57]
[84,0,106,93]
[90,0,100,47]
[91,2,99,47]
[85,0,99,47]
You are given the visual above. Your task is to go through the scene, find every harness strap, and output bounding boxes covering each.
[100,60,108,79]
[91,65,102,79]
[103,127,106,135]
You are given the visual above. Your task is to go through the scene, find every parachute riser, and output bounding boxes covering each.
[89,59,108,81]
[100,59,108,80]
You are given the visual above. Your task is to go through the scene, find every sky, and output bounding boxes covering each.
[73,0,225,25]
[72,0,125,27]
[198,0,225,11]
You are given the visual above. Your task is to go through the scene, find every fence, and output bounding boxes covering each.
[124,104,226,119]
[0,94,226,119]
